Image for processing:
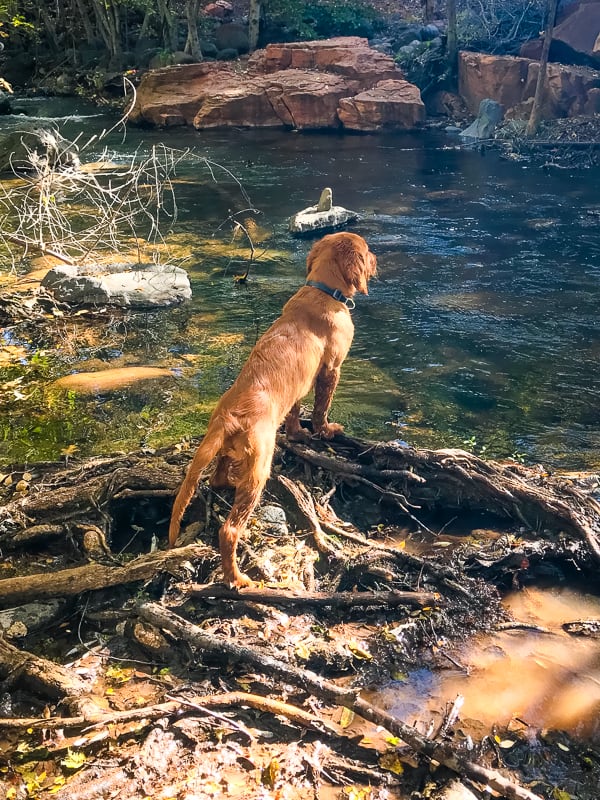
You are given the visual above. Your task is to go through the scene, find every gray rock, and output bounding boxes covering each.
[421,24,441,40]
[215,23,249,54]
[316,187,333,212]
[258,504,288,537]
[41,262,192,308]
[200,41,219,58]
[172,50,198,65]
[0,126,80,174]
[460,98,504,141]
[0,600,66,638]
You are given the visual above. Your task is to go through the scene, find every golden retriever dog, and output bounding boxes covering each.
[168,232,377,587]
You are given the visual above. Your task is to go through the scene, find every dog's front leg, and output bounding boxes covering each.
[312,365,344,439]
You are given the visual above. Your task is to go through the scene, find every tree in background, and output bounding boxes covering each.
[526,0,559,136]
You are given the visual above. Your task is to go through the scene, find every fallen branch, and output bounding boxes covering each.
[0,544,212,608]
[0,690,341,737]
[270,475,339,556]
[139,602,543,800]
[185,583,438,609]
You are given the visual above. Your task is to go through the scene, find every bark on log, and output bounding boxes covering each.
[139,602,543,800]
[0,544,212,608]
[0,638,102,717]
[185,584,438,609]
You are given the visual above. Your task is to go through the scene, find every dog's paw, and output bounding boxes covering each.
[317,422,344,440]
[223,571,254,590]
[286,426,311,442]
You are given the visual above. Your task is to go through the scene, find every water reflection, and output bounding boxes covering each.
[372,587,600,742]
[1,101,599,466]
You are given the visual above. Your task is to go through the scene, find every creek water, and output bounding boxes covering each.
[2,97,600,468]
[1,98,600,747]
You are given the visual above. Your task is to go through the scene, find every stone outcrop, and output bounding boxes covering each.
[131,37,424,132]
[193,70,359,130]
[337,79,425,131]
[248,37,400,87]
[458,51,600,119]
[288,188,359,235]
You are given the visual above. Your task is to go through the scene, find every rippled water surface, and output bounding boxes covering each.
[1,98,600,467]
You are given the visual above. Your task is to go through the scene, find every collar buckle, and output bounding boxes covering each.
[306,280,355,310]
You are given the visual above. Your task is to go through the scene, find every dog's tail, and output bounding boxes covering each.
[168,423,225,547]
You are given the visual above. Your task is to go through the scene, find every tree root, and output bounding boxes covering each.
[184,583,438,609]
[139,602,543,800]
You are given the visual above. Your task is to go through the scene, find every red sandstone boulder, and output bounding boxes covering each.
[249,37,402,87]
[458,51,600,119]
[130,37,424,132]
[193,70,357,129]
[337,80,425,131]
[129,62,237,126]
[458,53,529,115]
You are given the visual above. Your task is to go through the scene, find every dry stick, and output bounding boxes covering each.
[139,602,542,800]
[185,584,437,609]
[0,691,341,737]
[0,544,212,608]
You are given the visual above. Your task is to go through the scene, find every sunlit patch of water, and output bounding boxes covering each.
[369,587,600,744]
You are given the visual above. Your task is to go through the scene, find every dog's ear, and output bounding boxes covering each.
[340,237,375,296]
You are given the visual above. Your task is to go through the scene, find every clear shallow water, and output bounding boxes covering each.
[1,99,600,467]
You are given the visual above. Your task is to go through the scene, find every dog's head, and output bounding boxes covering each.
[306,232,377,297]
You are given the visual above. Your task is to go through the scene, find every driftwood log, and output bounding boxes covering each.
[0,544,212,608]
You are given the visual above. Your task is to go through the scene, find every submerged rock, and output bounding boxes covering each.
[0,127,80,174]
[289,188,359,234]
[41,262,191,308]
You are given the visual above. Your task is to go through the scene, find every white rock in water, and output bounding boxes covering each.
[41,262,192,308]
[288,204,359,234]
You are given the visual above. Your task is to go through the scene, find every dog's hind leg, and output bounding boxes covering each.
[218,429,276,588]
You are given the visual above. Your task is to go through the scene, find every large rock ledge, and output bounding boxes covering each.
[459,51,600,118]
[130,37,425,132]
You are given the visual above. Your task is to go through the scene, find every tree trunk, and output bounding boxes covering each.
[446,0,457,84]
[89,0,123,66]
[423,0,436,23]
[184,0,203,59]
[526,0,559,137]
[38,7,60,53]
[248,0,261,52]
[73,0,97,45]
[157,0,179,52]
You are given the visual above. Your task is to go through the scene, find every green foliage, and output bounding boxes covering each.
[264,0,383,41]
